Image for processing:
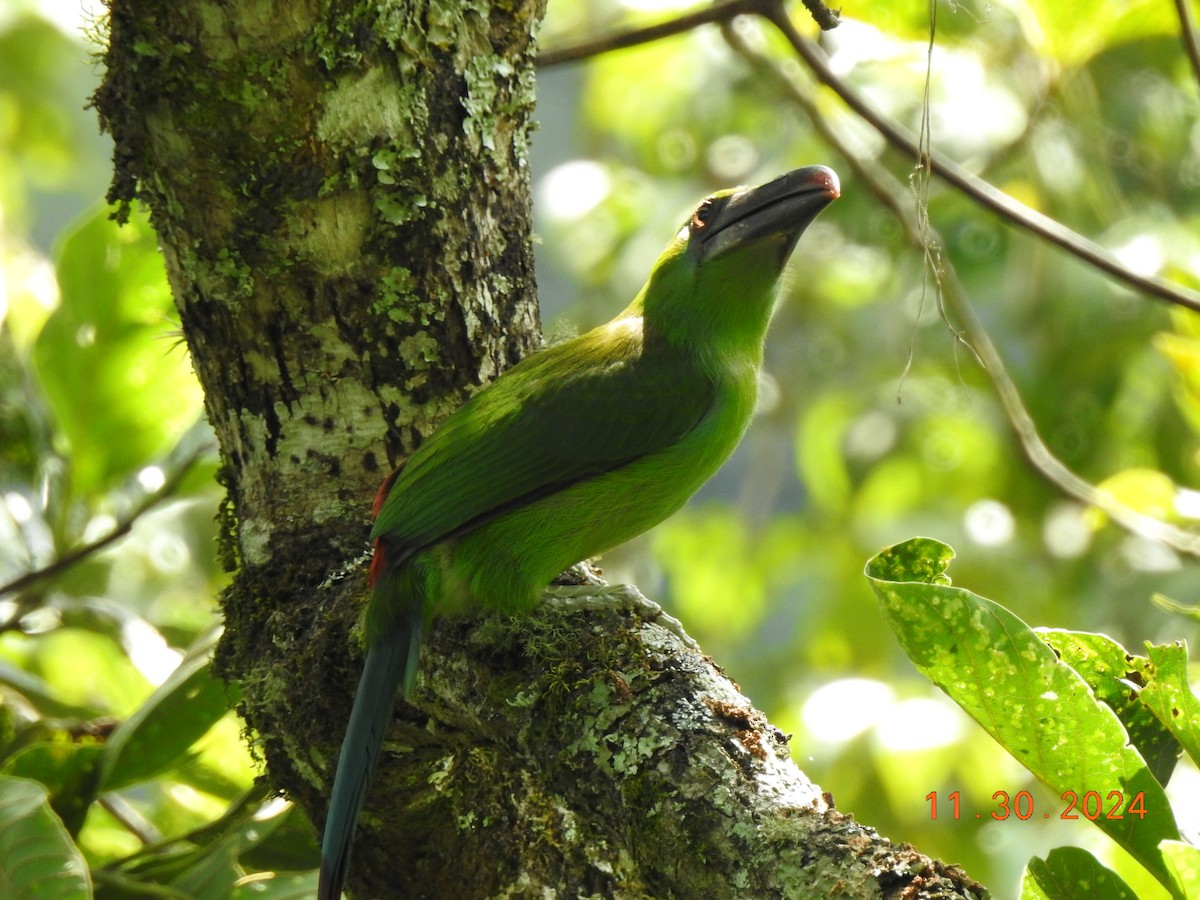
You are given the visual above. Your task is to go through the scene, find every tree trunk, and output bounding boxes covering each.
[93,1,983,897]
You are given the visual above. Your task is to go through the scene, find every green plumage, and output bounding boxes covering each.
[319,166,839,900]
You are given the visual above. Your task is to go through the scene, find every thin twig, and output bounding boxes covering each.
[100,794,162,845]
[940,270,1200,557]
[1175,0,1200,94]
[0,448,208,599]
[540,0,1200,313]
[724,20,1200,558]
[539,0,758,67]
[538,0,838,68]
[104,783,273,871]
[758,1,1200,315]
[800,0,841,31]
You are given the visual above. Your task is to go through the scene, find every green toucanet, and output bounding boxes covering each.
[318,165,840,899]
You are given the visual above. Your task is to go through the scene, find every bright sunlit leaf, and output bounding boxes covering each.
[32,206,202,497]
[867,538,1179,892]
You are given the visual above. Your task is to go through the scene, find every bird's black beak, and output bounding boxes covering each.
[699,166,839,261]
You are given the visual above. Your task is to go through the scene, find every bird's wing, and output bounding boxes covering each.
[371,319,716,556]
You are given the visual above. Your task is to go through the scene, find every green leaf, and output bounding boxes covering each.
[1020,846,1137,899]
[1024,0,1176,66]
[32,206,202,497]
[1137,643,1200,772]
[108,784,274,885]
[652,508,768,638]
[866,534,954,586]
[795,392,855,514]
[866,537,1180,893]
[0,775,92,899]
[28,628,151,718]
[231,871,317,899]
[165,796,292,900]
[239,803,320,872]
[0,661,98,721]
[1089,469,1176,523]
[0,16,112,207]
[1039,631,1179,786]
[98,628,234,792]
[1160,840,1200,899]
[1,741,102,836]
[166,840,240,900]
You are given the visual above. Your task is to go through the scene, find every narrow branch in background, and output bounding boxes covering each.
[940,277,1200,559]
[100,795,161,846]
[539,0,756,67]
[0,448,207,599]
[724,25,1200,559]
[540,0,1200,313]
[1175,0,1200,93]
[538,0,838,68]
[799,0,841,31]
[99,784,274,888]
[758,2,1200,315]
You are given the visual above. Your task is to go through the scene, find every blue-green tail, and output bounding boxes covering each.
[317,595,422,900]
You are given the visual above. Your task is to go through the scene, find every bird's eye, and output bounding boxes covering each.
[691,199,715,231]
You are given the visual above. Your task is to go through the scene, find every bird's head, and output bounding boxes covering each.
[639,166,839,352]
[689,165,840,266]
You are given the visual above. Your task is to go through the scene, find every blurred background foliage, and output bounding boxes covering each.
[1,0,1199,895]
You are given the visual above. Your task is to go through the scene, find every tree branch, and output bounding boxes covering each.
[0,446,208,601]
[1175,0,1200,94]
[757,1,1200,315]
[538,0,839,68]
[544,0,1200,313]
[724,22,1200,559]
[539,0,757,67]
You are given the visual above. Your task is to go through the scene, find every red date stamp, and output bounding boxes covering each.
[926,789,1148,821]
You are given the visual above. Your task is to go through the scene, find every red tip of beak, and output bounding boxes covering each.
[809,166,840,200]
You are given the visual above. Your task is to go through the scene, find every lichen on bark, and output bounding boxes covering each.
[93,0,546,886]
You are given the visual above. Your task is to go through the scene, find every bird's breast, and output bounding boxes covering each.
[440,365,759,614]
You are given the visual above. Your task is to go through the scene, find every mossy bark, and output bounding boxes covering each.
[94,1,984,897]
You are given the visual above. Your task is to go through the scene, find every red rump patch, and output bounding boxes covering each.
[368,468,401,589]
[372,467,402,518]
[369,540,386,589]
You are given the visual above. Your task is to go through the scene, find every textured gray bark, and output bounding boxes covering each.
[94,1,984,897]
